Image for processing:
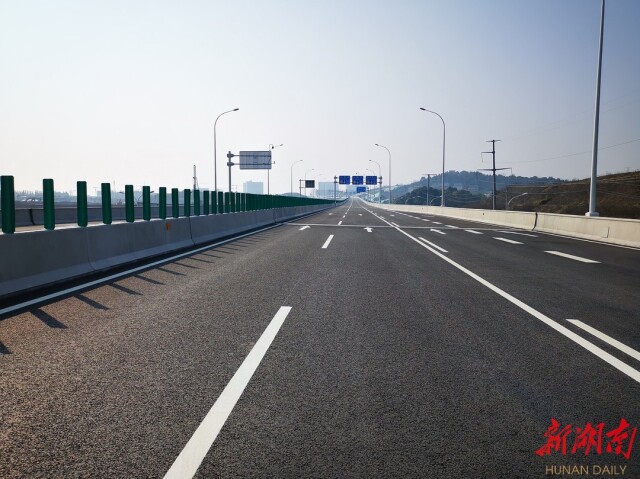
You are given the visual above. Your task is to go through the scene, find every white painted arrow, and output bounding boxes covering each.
[365,227,372,232]
[299,225,310,231]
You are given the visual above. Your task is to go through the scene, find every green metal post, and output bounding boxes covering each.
[43,178,55,230]
[218,191,224,214]
[143,186,151,221]
[101,183,112,225]
[203,191,210,215]
[194,189,200,216]
[224,192,230,213]
[172,188,179,218]
[159,187,167,219]
[1,175,15,234]
[77,181,88,227]
[231,192,236,213]
[125,185,134,223]
[184,189,191,217]
[211,190,217,215]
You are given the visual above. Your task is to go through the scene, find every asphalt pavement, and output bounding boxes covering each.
[1,198,639,478]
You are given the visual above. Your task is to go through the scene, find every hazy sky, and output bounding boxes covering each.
[1,0,639,194]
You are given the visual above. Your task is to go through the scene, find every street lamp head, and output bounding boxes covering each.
[233,108,239,111]
[420,107,426,111]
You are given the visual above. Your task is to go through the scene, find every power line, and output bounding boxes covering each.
[502,137,640,165]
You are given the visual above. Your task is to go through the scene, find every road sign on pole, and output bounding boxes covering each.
[365,176,377,185]
[239,151,272,170]
[338,175,350,185]
[352,176,364,185]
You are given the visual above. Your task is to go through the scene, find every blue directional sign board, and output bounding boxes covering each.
[356,186,366,193]
[352,176,364,185]
[366,176,378,185]
[338,175,350,185]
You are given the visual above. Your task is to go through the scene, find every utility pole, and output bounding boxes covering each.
[479,140,509,210]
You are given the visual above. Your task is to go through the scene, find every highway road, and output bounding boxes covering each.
[1,198,639,478]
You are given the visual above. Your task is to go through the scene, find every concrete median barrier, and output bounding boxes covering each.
[0,228,93,297]
[0,203,340,298]
[190,211,274,245]
[87,218,194,271]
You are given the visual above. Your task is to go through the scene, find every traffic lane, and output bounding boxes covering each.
[400,222,640,354]
[0,221,341,477]
[288,201,391,228]
[196,223,640,478]
[384,204,640,270]
[293,199,354,225]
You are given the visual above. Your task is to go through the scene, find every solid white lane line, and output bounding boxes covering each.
[163,306,292,479]
[430,229,446,235]
[567,320,640,361]
[419,237,448,253]
[465,230,483,235]
[338,221,343,225]
[390,222,399,227]
[545,251,600,264]
[322,235,334,249]
[375,214,640,384]
[494,237,523,245]
[299,225,310,231]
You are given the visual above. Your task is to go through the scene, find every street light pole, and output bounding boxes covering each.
[291,160,302,195]
[214,108,239,194]
[587,0,605,217]
[374,144,391,204]
[268,143,283,195]
[420,108,446,207]
[369,159,382,205]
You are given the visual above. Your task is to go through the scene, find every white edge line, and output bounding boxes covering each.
[418,237,448,253]
[164,306,292,479]
[381,218,640,384]
[322,235,334,249]
[545,251,600,264]
[0,223,282,317]
[567,319,640,362]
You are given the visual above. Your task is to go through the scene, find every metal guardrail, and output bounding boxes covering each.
[0,176,336,234]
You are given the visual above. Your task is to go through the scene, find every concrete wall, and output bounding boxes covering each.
[0,203,335,298]
[370,202,640,248]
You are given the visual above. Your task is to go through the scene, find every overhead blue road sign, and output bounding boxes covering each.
[352,176,364,185]
[366,176,377,185]
[339,175,350,185]
[356,186,366,193]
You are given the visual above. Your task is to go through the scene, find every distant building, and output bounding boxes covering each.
[243,181,264,194]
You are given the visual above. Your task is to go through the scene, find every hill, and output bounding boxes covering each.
[394,171,640,219]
